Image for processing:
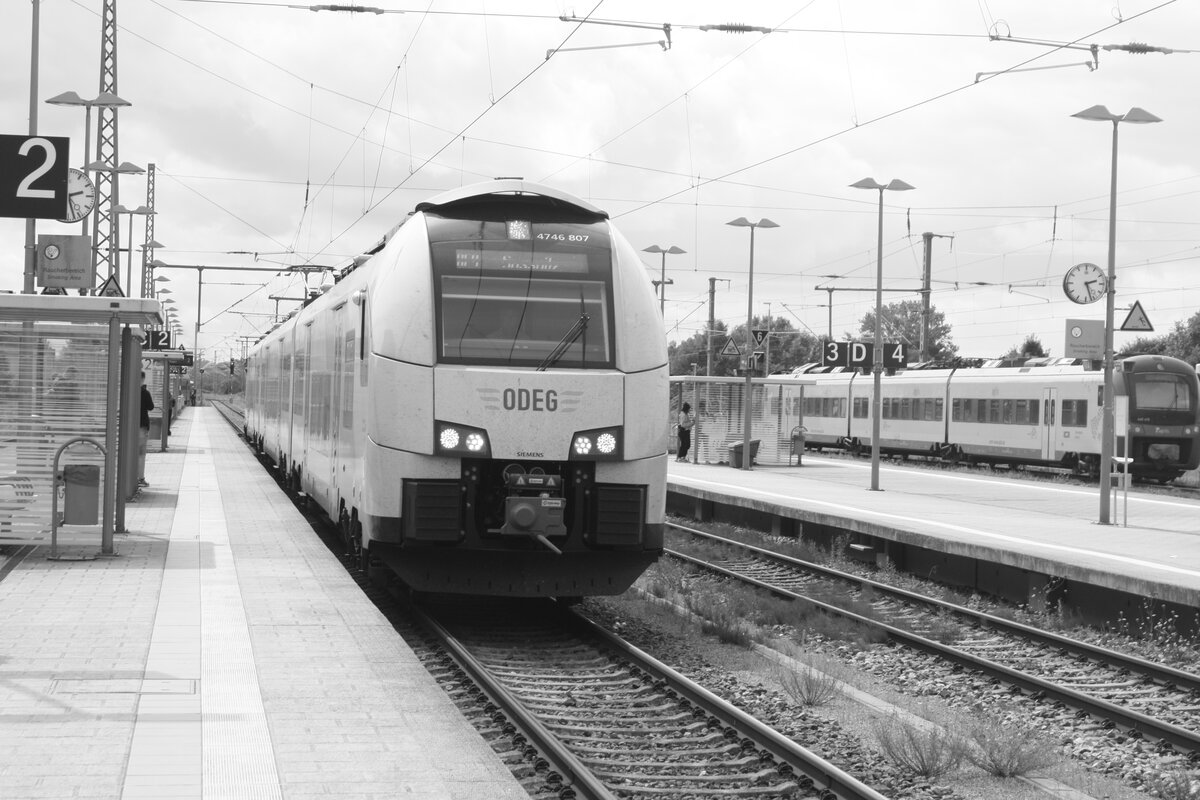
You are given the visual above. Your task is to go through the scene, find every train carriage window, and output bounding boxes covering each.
[342,333,355,430]
[281,354,292,414]
[853,397,869,418]
[1062,399,1087,427]
[932,397,943,421]
[1002,400,1014,424]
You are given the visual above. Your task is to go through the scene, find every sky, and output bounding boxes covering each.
[3,0,1199,365]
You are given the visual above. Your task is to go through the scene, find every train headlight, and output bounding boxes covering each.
[569,426,623,461]
[435,421,492,458]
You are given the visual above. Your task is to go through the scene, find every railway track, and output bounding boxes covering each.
[412,596,891,800]
[666,522,1200,758]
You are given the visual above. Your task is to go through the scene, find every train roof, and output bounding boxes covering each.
[413,179,609,219]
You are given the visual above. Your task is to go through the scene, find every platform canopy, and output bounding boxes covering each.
[0,294,163,327]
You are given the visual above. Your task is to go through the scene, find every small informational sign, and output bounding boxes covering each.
[36,234,93,289]
[1120,301,1153,332]
[97,274,125,297]
[823,340,907,370]
[1064,319,1105,360]
[751,329,768,346]
[0,135,70,219]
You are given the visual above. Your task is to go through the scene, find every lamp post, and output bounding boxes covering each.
[643,245,685,316]
[113,204,154,297]
[45,92,132,260]
[726,217,779,470]
[850,177,915,491]
[138,240,165,299]
[86,160,144,281]
[1071,105,1161,525]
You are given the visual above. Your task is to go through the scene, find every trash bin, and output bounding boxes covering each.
[149,412,163,441]
[789,427,805,466]
[62,464,100,525]
[727,439,761,468]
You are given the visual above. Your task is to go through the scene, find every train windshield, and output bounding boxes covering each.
[1130,373,1195,414]
[428,213,615,368]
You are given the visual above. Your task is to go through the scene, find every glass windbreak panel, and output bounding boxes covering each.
[430,214,614,368]
[1132,374,1194,413]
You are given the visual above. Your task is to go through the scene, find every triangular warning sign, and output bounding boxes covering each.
[720,338,741,357]
[752,329,768,346]
[1120,301,1153,332]
[97,275,125,298]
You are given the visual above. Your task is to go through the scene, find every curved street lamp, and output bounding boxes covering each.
[643,244,686,316]
[113,204,155,297]
[726,217,779,470]
[850,177,915,491]
[1071,105,1161,524]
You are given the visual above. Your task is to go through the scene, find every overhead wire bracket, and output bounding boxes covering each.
[553,15,671,58]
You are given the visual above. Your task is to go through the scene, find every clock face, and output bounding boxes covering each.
[1063,263,1107,304]
[59,168,96,223]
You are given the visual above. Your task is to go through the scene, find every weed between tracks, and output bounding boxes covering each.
[612,517,1190,800]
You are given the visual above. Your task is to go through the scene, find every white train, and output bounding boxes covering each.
[243,180,668,596]
[789,355,1200,481]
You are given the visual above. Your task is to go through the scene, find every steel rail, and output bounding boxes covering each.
[670,523,1200,694]
[408,602,618,800]
[564,606,893,800]
[667,532,1200,755]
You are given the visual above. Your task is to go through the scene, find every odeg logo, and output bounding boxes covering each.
[503,388,558,411]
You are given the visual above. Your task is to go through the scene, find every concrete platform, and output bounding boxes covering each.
[668,455,1200,611]
[0,407,527,800]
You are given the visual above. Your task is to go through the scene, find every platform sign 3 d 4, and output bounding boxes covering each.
[823,340,908,372]
[0,135,70,219]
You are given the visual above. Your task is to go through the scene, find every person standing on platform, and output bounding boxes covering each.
[138,373,154,488]
[676,401,694,462]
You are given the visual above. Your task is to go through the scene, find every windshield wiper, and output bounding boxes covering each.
[536,313,589,371]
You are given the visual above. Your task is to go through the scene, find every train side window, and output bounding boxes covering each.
[832,397,843,417]
[281,354,292,414]
[342,332,355,430]
[853,397,869,418]
[1062,399,1087,427]
[933,397,943,421]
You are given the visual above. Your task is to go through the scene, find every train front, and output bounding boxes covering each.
[1121,354,1200,482]
[366,181,668,596]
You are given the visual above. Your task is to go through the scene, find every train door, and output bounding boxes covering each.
[1041,387,1058,460]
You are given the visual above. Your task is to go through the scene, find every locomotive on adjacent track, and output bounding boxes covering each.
[243,180,668,596]
[790,354,1200,482]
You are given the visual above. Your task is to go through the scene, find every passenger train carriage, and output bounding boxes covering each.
[791,355,1200,481]
[244,180,669,596]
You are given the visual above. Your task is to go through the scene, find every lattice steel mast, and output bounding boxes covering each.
[91,0,121,283]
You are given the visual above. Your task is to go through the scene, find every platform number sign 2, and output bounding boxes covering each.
[0,135,70,219]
